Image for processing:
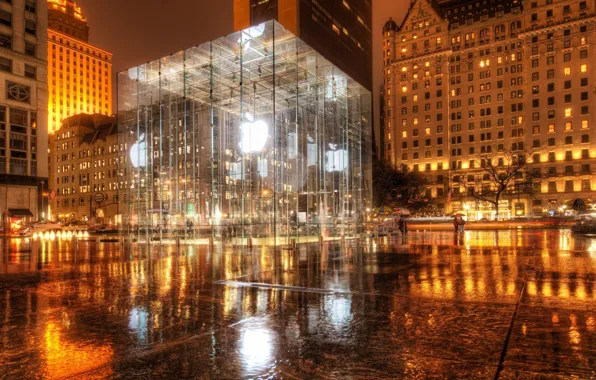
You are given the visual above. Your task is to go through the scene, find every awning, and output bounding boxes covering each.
[8,209,33,217]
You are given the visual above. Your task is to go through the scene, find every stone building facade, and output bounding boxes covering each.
[0,0,49,227]
[383,0,595,218]
[49,113,129,224]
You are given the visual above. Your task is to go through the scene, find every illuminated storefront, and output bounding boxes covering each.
[118,21,372,243]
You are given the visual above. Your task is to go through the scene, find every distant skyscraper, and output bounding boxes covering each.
[233,0,372,90]
[0,0,49,225]
[47,0,112,134]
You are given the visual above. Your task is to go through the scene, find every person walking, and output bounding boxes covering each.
[398,217,408,243]
[458,217,466,234]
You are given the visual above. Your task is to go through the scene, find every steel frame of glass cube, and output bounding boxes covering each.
[118,21,371,244]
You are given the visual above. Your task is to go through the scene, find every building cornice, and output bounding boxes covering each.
[519,16,596,38]
[391,48,453,66]
[48,29,113,58]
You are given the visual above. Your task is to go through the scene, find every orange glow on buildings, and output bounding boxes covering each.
[47,0,112,134]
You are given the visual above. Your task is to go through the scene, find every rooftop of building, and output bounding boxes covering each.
[396,0,524,30]
[48,0,87,23]
[382,17,399,34]
[57,114,118,146]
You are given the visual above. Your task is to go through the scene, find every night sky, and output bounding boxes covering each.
[76,0,410,145]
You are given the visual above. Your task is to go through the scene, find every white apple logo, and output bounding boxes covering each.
[130,133,147,168]
[325,144,348,172]
[239,113,268,153]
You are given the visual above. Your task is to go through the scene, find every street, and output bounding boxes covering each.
[0,230,595,379]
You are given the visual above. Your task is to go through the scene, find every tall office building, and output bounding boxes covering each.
[383,0,595,219]
[233,0,372,90]
[0,0,49,226]
[47,0,112,134]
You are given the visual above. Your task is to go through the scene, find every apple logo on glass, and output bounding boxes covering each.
[325,144,348,172]
[240,113,268,153]
[130,133,147,168]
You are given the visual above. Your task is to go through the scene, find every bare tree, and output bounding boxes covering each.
[461,148,535,221]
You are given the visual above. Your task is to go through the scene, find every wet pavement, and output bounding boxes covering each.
[0,230,595,379]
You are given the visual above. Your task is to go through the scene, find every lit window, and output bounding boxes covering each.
[565,122,572,131]
[425,128,431,135]
[402,119,407,126]
[582,120,589,129]
[436,37,441,44]
[342,0,350,9]
[401,47,407,53]
[387,132,392,140]
[548,124,555,133]
[564,67,571,75]
[580,64,587,72]
[565,108,572,117]
[332,25,340,34]
[425,61,430,67]
[401,66,406,72]
[413,95,418,101]
[402,86,407,93]
[402,131,407,138]
[511,53,516,61]
[413,117,419,125]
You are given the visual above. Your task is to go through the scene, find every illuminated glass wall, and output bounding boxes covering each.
[118,21,371,244]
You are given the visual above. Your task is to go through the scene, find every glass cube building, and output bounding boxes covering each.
[118,21,371,244]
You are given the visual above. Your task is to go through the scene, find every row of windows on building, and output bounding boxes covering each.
[50,34,111,61]
[0,34,38,57]
[401,159,594,182]
[388,40,588,84]
[0,56,37,79]
[0,9,37,34]
[389,133,591,156]
[56,169,121,184]
[392,118,590,141]
[51,46,110,67]
[389,16,590,57]
[55,182,127,197]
